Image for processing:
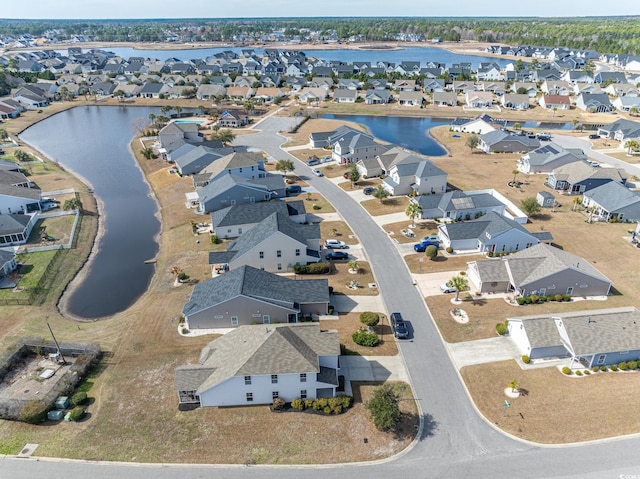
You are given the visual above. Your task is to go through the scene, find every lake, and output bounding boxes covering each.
[20,106,161,319]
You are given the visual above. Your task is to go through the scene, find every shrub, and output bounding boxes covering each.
[181,326,189,334]
[210,234,219,244]
[521,355,530,364]
[293,264,309,274]
[618,362,628,371]
[496,323,508,335]
[68,406,85,422]
[312,204,321,210]
[316,398,328,409]
[446,246,453,254]
[562,366,572,375]
[539,296,547,302]
[291,398,305,411]
[359,312,380,327]
[71,391,87,406]
[516,297,525,305]
[177,271,189,282]
[584,370,590,375]
[524,296,532,304]
[323,406,332,414]
[554,294,563,302]
[272,397,286,411]
[365,384,401,431]
[610,365,618,371]
[332,405,342,414]
[487,251,494,257]
[308,262,330,274]
[337,394,353,409]
[600,365,607,372]
[529,295,539,303]
[328,397,344,411]
[628,361,638,370]
[304,398,314,409]
[548,295,556,302]
[352,329,380,347]
[592,366,599,372]
[575,370,583,376]
[18,399,48,424]
[562,294,571,302]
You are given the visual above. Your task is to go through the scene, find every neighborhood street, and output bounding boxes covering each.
[5,118,640,478]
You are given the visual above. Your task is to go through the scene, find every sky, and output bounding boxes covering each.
[2,0,640,20]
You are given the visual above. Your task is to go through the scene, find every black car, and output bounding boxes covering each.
[326,251,349,260]
[589,134,601,139]
[390,312,409,339]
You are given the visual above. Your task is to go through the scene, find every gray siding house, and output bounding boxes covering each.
[182,265,329,329]
[581,182,640,222]
[508,307,640,368]
[211,200,306,239]
[478,130,540,153]
[196,174,280,214]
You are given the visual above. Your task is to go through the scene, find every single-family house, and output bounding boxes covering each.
[452,81,475,93]
[478,131,540,153]
[604,83,639,98]
[174,322,340,407]
[181,266,330,329]
[196,84,227,100]
[159,122,203,149]
[208,212,320,274]
[423,79,445,93]
[298,87,328,104]
[333,89,358,103]
[541,80,572,96]
[575,93,613,113]
[518,143,586,174]
[364,89,392,105]
[562,70,594,84]
[612,96,640,113]
[226,87,255,101]
[511,82,538,97]
[438,211,545,254]
[478,81,506,96]
[538,95,571,111]
[466,243,612,297]
[0,170,42,214]
[508,307,640,367]
[410,189,506,220]
[394,79,417,91]
[13,85,48,109]
[547,161,627,194]
[331,129,381,165]
[211,200,306,239]
[476,64,502,81]
[0,248,18,278]
[218,110,249,128]
[397,91,423,106]
[465,91,494,109]
[501,93,530,110]
[598,119,640,143]
[380,151,448,196]
[581,182,640,222]
[195,174,282,214]
[254,87,286,102]
[573,83,602,96]
[0,213,37,246]
[595,71,628,84]
[450,117,496,135]
[432,91,458,107]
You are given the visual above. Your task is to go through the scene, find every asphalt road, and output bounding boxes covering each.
[5,118,640,478]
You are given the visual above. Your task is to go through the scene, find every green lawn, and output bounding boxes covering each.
[0,250,59,300]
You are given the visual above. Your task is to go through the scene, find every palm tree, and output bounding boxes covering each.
[625,140,640,155]
[511,169,520,186]
[347,260,359,273]
[214,129,235,146]
[571,118,579,131]
[552,107,558,117]
[148,113,156,127]
[174,106,183,118]
[405,202,423,228]
[630,107,639,117]
[0,129,8,141]
[140,147,155,159]
[572,196,582,212]
[508,379,519,393]
[449,275,469,302]
[160,105,172,116]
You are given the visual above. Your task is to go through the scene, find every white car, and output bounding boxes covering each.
[420,234,439,243]
[440,282,457,293]
[312,169,324,177]
[324,239,347,249]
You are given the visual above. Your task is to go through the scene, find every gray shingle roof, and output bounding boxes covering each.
[173,323,339,394]
[182,265,329,317]
[584,182,640,212]
[442,211,532,242]
[520,317,564,348]
[211,200,305,228]
[199,151,264,179]
[197,174,271,204]
[0,214,32,235]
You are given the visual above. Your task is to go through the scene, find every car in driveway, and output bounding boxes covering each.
[324,239,347,249]
[306,158,320,166]
[342,172,349,179]
[420,234,439,243]
[440,281,457,293]
[363,187,374,195]
[413,240,439,252]
[390,312,409,339]
[286,185,302,196]
[312,169,323,177]
[589,134,601,140]
[325,251,349,260]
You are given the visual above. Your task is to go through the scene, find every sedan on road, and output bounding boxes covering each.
[326,251,349,260]
[390,312,410,339]
[312,169,324,177]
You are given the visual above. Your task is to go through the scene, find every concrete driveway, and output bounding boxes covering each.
[340,354,410,383]
[446,336,522,369]
[330,294,385,313]
[413,270,462,297]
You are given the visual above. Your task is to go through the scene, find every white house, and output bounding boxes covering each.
[174,323,340,407]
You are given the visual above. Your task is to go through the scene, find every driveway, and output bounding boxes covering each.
[330,294,385,313]
[413,270,462,296]
[446,336,522,369]
[340,355,410,383]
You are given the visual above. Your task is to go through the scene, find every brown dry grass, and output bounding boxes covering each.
[284,118,368,147]
[361,196,410,216]
[302,261,377,296]
[461,360,640,443]
[426,294,632,343]
[337,177,380,192]
[382,220,439,244]
[293,192,336,213]
[325,312,398,356]
[320,221,358,245]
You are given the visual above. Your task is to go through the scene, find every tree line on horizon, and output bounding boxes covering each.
[1,17,640,54]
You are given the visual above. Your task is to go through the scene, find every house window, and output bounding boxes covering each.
[263,315,270,324]
[227,229,232,233]
[597,355,606,364]
[277,263,282,271]
[239,168,243,173]
[515,244,519,251]
[246,393,253,402]
[259,251,264,259]
[566,287,574,295]
[271,374,278,384]
[295,248,300,256]
[238,228,242,234]
[230,200,236,206]
[272,391,279,399]
[277,250,282,257]
[179,390,199,403]
[300,373,307,383]
[244,375,252,385]
[300,389,307,400]
[231,316,238,326]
